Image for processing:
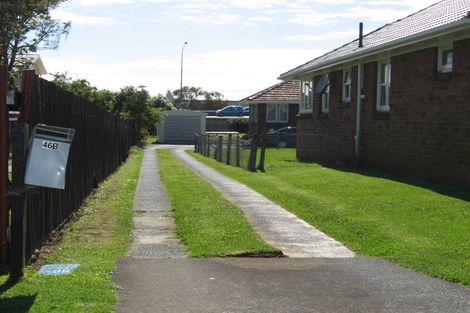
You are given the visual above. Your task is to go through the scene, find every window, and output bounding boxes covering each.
[321,74,330,113]
[266,104,277,122]
[266,104,289,123]
[279,104,288,122]
[300,81,313,112]
[342,69,352,102]
[438,43,453,72]
[377,61,391,111]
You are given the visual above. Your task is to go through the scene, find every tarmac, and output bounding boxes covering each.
[113,144,470,313]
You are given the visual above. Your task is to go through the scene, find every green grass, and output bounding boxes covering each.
[145,135,157,145]
[191,148,470,285]
[0,148,143,313]
[157,149,278,257]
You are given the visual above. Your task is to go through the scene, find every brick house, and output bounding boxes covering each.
[279,0,470,186]
[240,80,300,134]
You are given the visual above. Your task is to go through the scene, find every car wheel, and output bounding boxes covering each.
[238,112,243,117]
[219,113,224,117]
[278,141,287,149]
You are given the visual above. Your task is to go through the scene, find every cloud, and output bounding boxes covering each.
[42,48,324,100]
[283,29,359,42]
[51,10,115,25]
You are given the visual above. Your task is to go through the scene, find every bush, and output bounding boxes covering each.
[229,118,249,133]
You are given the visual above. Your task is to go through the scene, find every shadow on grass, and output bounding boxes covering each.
[0,274,20,295]
[0,294,37,313]
[278,158,470,203]
[335,166,470,203]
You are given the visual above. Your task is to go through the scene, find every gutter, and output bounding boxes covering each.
[279,19,470,80]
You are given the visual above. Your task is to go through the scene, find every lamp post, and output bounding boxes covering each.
[180,42,188,101]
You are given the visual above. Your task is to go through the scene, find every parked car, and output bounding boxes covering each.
[243,106,250,116]
[216,105,245,117]
[265,127,297,148]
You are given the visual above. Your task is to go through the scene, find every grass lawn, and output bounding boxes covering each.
[191,148,470,285]
[0,148,143,313]
[157,149,279,257]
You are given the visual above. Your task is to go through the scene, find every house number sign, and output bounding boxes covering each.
[41,140,60,150]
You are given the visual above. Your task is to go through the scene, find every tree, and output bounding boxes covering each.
[0,0,70,81]
[172,86,228,110]
[115,86,163,133]
[52,72,116,111]
[151,94,174,111]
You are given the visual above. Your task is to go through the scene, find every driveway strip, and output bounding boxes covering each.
[171,146,354,258]
[130,145,187,258]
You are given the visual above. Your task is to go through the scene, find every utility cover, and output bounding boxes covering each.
[38,264,80,276]
[24,124,75,189]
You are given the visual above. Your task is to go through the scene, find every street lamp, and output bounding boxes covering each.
[180,42,188,101]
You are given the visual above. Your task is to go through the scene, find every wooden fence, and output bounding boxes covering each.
[0,68,139,274]
[194,133,266,172]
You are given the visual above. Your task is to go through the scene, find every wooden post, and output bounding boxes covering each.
[207,135,211,157]
[235,135,241,167]
[257,133,266,172]
[226,134,232,165]
[194,134,198,152]
[202,134,207,156]
[217,135,223,162]
[0,65,8,266]
[248,134,258,172]
[10,125,28,276]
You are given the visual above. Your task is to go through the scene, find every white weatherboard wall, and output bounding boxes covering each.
[158,110,206,143]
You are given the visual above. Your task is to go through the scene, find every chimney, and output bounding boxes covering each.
[359,22,364,48]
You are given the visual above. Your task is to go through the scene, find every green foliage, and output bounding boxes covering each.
[115,86,163,133]
[228,118,249,133]
[158,149,278,257]
[0,149,143,313]
[151,94,174,111]
[192,149,470,285]
[52,72,116,111]
[0,0,70,82]
[172,86,227,109]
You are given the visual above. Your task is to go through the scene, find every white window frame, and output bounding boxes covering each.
[321,74,330,113]
[300,81,313,113]
[438,43,453,73]
[376,60,391,112]
[266,103,278,122]
[266,103,289,123]
[342,68,352,102]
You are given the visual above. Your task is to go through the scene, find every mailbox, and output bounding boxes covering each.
[24,124,75,189]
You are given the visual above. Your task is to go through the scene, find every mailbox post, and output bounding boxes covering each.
[24,124,75,189]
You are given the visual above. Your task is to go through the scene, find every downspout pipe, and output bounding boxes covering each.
[355,60,363,166]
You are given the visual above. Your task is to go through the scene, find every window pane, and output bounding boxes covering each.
[380,63,387,83]
[279,104,288,122]
[380,85,387,107]
[267,104,277,121]
[442,49,453,66]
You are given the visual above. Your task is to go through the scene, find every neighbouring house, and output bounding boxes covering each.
[279,0,470,186]
[240,80,300,135]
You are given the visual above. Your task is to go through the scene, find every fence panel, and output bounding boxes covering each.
[8,73,138,271]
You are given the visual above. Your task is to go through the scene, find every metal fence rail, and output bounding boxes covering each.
[194,133,266,172]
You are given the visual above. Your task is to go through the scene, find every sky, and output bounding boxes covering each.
[41,0,439,100]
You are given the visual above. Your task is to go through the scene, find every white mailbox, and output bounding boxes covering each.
[24,124,75,189]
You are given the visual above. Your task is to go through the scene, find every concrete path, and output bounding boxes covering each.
[114,257,470,313]
[129,145,186,258]
[113,145,470,313]
[171,146,354,258]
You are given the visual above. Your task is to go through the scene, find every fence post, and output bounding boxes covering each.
[226,134,232,165]
[194,133,198,152]
[207,135,211,157]
[217,135,223,162]
[0,65,8,266]
[248,134,258,172]
[257,133,266,172]
[10,125,29,276]
[235,135,241,167]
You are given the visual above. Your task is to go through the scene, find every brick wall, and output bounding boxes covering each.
[249,103,299,134]
[297,37,470,186]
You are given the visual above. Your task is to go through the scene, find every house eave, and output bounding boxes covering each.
[279,19,470,80]
[240,100,299,105]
